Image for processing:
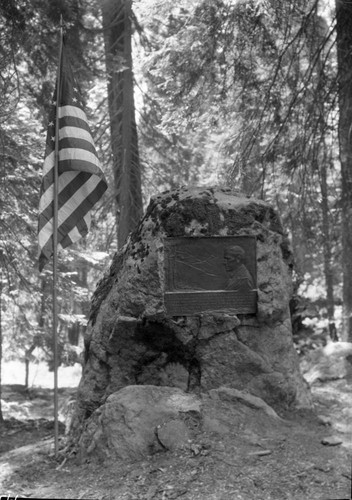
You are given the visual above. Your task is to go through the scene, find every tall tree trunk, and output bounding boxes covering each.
[102,0,143,248]
[307,9,338,342]
[25,344,36,388]
[335,0,352,342]
[25,276,46,389]
[320,157,338,341]
[0,250,4,424]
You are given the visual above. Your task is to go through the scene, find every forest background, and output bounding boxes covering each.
[1,0,352,418]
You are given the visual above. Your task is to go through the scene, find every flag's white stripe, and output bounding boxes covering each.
[39,171,80,212]
[60,126,95,145]
[38,175,102,247]
[42,149,99,199]
[59,148,100,166]
[39,196,92,250]
[84,211,91,226]
[64,225,81,244]
[62,212,91,248]
[38,219,53,249]
[59,105,87,121]
[43,150,55,175]
[43,174,99,235]
[43,142,99,177]
[57,176,101,225]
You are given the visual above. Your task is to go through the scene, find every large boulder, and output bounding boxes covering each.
[72,187,311,441]
[78,385,201,461]
[77,384,287,463]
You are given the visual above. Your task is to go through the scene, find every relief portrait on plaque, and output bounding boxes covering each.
[223,245,255,292]
[164,236,257,316]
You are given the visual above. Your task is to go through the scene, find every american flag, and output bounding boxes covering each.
[38,42,107,271]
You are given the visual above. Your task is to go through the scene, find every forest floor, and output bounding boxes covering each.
[0,363,351,500]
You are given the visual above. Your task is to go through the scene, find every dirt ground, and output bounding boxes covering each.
[0,377,351,500]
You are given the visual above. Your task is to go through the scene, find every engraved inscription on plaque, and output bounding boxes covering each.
[164,236,257,316]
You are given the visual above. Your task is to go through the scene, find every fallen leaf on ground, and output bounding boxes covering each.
[321,436,343,446]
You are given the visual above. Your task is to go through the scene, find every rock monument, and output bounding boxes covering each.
[72,186,312,460]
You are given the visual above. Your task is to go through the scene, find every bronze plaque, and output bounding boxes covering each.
[164,236,257,316]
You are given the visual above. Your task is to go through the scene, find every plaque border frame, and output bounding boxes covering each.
[163,235,257,317]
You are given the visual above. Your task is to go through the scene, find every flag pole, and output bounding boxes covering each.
[53,16,64,459]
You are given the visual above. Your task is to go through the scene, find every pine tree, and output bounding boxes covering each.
[335,0,352,342]
[102,0,143,248]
